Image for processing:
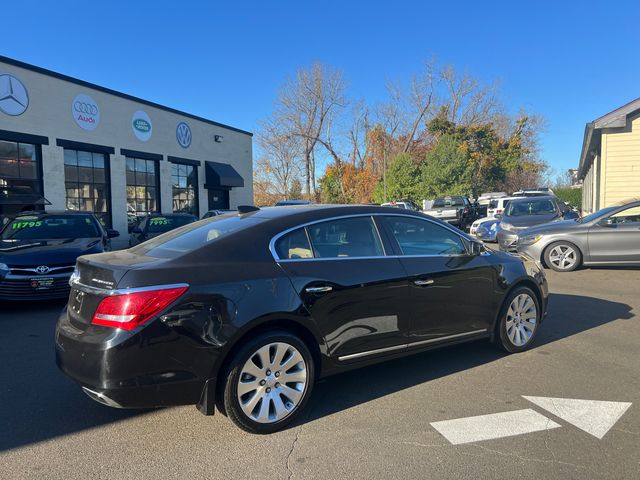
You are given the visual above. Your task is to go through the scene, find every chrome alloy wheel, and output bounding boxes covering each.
[548,244,577,270]
[505,293,537,347]
[237,342,308,424]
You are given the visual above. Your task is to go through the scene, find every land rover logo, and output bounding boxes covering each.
[35,265,50,274]
[132,110,152,142]
[0,74,29,116]
[72,93,100,131]
[176,122,192,148]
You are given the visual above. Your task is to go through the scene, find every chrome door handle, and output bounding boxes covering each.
[305,286,333,293]
[413,279,434,286]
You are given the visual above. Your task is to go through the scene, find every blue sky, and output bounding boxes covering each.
[3,0,639,175]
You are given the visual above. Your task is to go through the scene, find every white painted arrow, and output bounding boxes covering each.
[523,396,632,439]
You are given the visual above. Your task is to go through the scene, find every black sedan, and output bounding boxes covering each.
[128,213,197,246]
[0,211,119,300]
[56,205,548,433]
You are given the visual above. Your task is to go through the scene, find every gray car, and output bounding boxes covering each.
[496,196,578,251]
[516,200,640,272]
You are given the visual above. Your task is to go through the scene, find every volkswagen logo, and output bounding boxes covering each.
[0,74,29,116]
[176,122,192,148]
[35,265,50,274]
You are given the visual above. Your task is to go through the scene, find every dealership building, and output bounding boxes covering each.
[0,56,253,245]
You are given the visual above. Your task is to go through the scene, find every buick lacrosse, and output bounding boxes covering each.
[56,205,548,433]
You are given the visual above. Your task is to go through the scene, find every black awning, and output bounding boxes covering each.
[204,161,244,188]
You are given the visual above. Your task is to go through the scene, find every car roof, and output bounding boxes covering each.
[245,204,426,221]
[15,210,96,217]
[507,195,557,203]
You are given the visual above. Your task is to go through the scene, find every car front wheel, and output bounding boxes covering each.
[496,287,540,353]
[222,331,314,434]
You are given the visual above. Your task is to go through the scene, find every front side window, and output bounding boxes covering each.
[126,157,159,221]
[306,216,384,258]
[610,205,640,224]
[64,149,111,227]
[274,228,313,259]
[172,163,198,216]
[386,216,466,256]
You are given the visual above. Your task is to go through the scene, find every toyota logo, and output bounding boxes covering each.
[0,74,29,116]
[74,101,99,115]
[35,265,50,274]
[176,122,192,148]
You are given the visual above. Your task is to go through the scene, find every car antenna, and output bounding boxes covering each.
[237,205,260,215]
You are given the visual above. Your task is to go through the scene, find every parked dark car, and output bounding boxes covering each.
[128,213,197,246]
[424,196,475,230]
[516,200,640,271]
[0,211,118,300]
[56,205,548,433]
[497,196,579,252]
[202,209,236,219]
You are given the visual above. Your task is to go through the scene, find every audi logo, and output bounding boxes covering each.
[74,101,98,115]
[35,265,50,274]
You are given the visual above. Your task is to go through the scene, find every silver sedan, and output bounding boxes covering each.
[516,201,640,272]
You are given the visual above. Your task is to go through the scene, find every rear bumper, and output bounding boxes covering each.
[54,308,215,409]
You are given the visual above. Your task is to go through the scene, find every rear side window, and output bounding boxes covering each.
[385,216,466,256]
[306,217,384,258]
[433,197,465,208]
[274,228,313,259]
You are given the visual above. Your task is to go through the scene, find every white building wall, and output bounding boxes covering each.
[0,58,253,246]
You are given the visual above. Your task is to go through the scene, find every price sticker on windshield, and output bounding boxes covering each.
[149,218,169,226]
[12,221,43,230]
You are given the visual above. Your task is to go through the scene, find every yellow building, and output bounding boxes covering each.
[578,97,640,213]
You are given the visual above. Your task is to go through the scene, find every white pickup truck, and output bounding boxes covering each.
[424,196,474,229]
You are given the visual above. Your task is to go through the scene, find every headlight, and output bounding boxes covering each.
[0,263,8,271]
[500,222,514,231]
[518,234,543,246]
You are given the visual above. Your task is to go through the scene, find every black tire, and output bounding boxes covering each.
[222,330,315,434]
[495,286,541,353]
[543,241,582,272]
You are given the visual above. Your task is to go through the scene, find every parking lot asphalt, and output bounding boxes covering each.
[1,268,639,479]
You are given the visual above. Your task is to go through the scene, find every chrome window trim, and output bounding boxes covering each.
[269,212,475,262]
[337,328,488,361]
[69,278,189,297]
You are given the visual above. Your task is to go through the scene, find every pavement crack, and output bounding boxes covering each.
[286,425,302,480]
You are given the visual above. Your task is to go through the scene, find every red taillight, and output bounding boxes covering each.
[496,209,503,214]
[92,286,188,330]
[464,207,469,213]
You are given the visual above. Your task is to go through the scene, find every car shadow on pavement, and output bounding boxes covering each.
[0,300,153,453]
[300,293,634,428]
[0,292,633,448]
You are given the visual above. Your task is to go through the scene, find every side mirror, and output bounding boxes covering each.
[106,229,120,238]
[132,226,143,234]
[494,213,503,219]
[470,240,485,256]
[599,217,616,227]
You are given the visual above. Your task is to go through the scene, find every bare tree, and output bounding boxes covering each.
[255,121,303,199]
[275,62,347,198]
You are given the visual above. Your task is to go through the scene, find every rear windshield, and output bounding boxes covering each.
[147,216,195,233]
[0,215,100,240]
[130,214,264,258]
[489,199,510,209]
[433,197,465,208]
[504,199,556,216]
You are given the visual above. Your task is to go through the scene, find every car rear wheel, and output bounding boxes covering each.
[544,241,582,272]
[222,331,314,434]
[496,287,540,353]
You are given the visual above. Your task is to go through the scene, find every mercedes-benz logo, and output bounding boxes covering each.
[176,122,192,148]
[35,265,50,274]
[0,74,29,116]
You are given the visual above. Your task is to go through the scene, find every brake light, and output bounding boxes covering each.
[92,286,188,330]
[496,209,503,214]
[464,207,469,214]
